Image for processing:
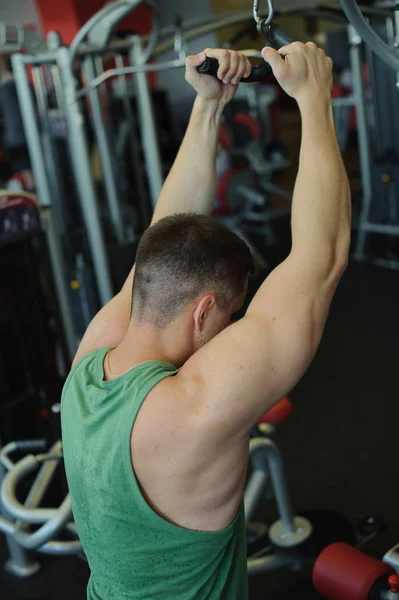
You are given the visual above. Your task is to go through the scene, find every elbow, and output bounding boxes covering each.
[332,197,352,277]
[332,255,348,281]
[336,220,352,273]
[330,234,350,282]
[323,224,351,285]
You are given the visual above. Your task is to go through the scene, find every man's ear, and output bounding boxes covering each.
[193,294,216,331]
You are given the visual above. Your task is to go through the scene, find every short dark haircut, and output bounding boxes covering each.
[132,213,255,327]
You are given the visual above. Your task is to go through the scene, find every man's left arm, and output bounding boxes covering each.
[71,49,251,367]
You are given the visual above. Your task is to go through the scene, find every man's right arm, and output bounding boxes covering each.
[179,42,351,436]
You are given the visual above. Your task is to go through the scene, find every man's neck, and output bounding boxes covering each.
[112,321,191,374]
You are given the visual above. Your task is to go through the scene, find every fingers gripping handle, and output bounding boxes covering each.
[197,57,272,82]
[197,26,294,83]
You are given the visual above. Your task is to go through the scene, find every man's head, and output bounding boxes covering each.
[132,214,255,353]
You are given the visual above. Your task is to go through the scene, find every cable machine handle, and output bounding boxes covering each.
[197,25,294,83]
[197,56,272,82]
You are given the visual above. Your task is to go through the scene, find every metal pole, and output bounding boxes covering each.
[83,56,125,245]
[31,65,67,237]
[76,58,187,97]
[250,438,295,536]
[130,37,164,209]
[349,26,374,262]
[395,9,399,91]
[115,52,151,229]
[364,223,399,235]
[153,11,254,56]
[11,52,78,363]
[0,440,40,578]
[57,46,114,306]
[244,470,269,522]
[16,442,62,534]
[247,553,293,576]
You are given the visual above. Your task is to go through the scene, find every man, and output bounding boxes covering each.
[62,43,351,600]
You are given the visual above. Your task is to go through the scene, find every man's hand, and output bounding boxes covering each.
[262,42,333,108]
[185,49,252,105]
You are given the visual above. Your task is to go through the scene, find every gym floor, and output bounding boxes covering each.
[1,259,399,600]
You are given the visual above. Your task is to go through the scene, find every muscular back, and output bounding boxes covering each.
[129,375,249,532]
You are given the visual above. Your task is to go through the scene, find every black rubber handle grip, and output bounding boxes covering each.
[197,26,295,84]
[197,57,272,82]
[268,27,295,49]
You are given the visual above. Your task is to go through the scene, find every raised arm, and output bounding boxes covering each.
[71,50,251,367]
[152,50,251,223]
[181,42,352,435]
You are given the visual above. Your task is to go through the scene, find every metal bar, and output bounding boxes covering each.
[67,11,254,59]
[156,13,239,40]
[395,10,399,91]
[250,438,296,536]
[363,224,399,235]
[244,470,269,522]
[0,23,46,54]
[349,26,374,262]
[0,444,81,558]
[247,552,293,575]
[0,443,16,472]
[37,539,82,556]
[153,11,254,57]
[77,38,369,99]
[69,0,161,68]
[51,64,64,114]
[19,53,57,66]
[152,5,375,57]
[130,37,164,209]
[340,0,399,72]
[57,46,114,307]
[0,515,14,536]
[16,5,386,64]
[49,63,72,237]
[14,496,73,550]
[259,183,292,202]
[69,0,143,66]
[83,55,125,245]
[1,456,59,524]
[16,442,62,534]
[14,449,60,548]
[373,258,399,271]
[364,42,379,153]
[384,543,399,572]
[115,53,151,229]
[1,441,47,468]
[76,58,186,98]
[31,66,66,237]
[11,53,78,362]
[0,451,40,577]
[332,96,356,107]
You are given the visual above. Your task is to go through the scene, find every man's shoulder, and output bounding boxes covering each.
[151,369,201,402]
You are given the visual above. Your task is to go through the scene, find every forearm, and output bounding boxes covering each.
[151,96,223,224]
[291,100,351,277]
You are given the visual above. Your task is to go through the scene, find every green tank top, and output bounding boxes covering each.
[61,348,248,600]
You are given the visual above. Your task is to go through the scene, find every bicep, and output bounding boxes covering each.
[182,255,338,434]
